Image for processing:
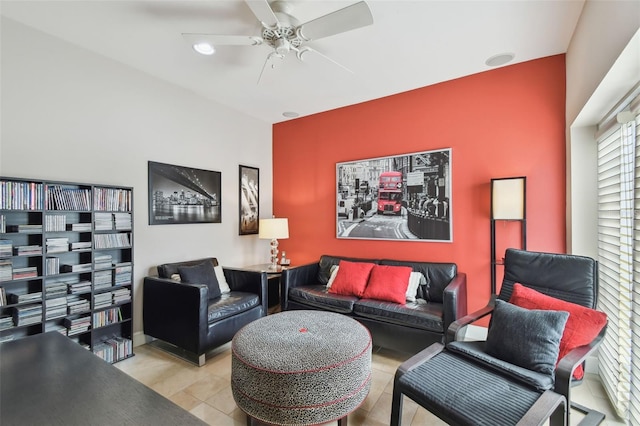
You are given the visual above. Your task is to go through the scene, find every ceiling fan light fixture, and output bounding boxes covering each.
[485,52,515,67]
[274,38,291,55]
[193,42,215,55]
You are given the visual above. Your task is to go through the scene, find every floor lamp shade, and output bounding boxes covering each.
[491,177,526,220]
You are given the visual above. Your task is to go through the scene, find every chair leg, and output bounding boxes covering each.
[549,401,566,426]
[572,402,606,426]
[337,415,348,426]
[390,387,403,426]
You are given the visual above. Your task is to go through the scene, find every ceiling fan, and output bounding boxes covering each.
[182,0,374,83]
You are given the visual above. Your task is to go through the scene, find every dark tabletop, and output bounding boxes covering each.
[0,332,207,425]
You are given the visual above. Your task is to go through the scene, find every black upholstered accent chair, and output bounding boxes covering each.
[143,258,268,366]
[391,249,607,426]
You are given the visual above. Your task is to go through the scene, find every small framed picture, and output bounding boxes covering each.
[239,165,259,235]
[148,161,221,225]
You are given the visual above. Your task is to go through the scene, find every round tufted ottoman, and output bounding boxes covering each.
[231,310,372,426]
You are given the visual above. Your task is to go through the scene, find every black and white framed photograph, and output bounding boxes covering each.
[239,165,259,235]
[336,148,452,242]
[148,161,221,225]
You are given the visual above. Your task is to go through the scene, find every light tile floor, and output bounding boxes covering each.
[115,343,627,426]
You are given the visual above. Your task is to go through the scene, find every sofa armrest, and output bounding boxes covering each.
[442,273,467,337]
[446,296,496,344]
[222,268,268,315]
[280,262,320,310]
[143,277,208,354]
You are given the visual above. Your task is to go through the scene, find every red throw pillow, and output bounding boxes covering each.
[361,265,413,305]
[328,261,376,297]
[509,283,607,379]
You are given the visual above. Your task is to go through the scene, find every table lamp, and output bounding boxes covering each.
[259,218,289,270]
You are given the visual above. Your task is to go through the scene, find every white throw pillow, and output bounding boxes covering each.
[170,273,181,282]
[214,265,231,294]
[406,272,426,302]
[326,265,340,289]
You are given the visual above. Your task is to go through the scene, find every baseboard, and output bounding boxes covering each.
[133,331,151,347]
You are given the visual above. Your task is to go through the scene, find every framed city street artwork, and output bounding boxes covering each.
[239,165,259,235]
[148,161,221,225]
[336,148,452,242]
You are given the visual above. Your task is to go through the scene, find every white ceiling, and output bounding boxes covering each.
[1,0,585,124]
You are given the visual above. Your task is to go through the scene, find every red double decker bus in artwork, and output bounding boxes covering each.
[377,171,403,215]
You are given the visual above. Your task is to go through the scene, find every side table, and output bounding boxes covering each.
[242,263,287,313]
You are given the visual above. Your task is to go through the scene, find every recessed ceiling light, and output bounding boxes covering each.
[282,111,299,118]
[193,42,215,55]
[485,53,515,67]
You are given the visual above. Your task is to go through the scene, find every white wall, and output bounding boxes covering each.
[0,18,274,342]
[565,1,639,373]
[566,0,640,257]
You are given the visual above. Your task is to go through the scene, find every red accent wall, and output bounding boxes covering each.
[272,55,566,312]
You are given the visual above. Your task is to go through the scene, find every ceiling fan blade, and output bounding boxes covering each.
[296,47,354,74]
[182,33,263,47]
[257,52,284,85]
[298,1,373,41]
[245,0,279,28]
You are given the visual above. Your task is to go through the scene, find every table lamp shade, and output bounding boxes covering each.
[491,177,525,220]
[259,218,289,239]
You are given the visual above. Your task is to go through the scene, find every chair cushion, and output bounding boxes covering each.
[353,299,443,332]
[406,272,426,302]
[499,249,597,308]
[379,260,456,303]
[327,265,425,303]
[214,265,231,294]
[397,349,543,425]
[325,265,340,289]
[485,300,569,377]
[158,257,219,279]
[178,261,221,299]
[207,292,260,323]
[328,260,375,297]
[361,265,412,304]
[509,283,607,379]
[317,255,379,286]
[289,285,358,314]
[448,341,555,391]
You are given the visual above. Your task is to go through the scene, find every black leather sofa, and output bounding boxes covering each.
[281,255,467,354]
[143,258,268,366]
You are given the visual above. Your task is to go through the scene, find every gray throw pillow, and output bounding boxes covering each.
[178,261,221,299]
[485,299,569,377]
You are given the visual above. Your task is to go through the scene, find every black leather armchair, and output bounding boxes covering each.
[143,258,268,366]
[391,249,607,426]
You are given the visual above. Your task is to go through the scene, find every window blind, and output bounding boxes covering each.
[596,91,639,423]
[629,107,639,426]
[597,120,632,419]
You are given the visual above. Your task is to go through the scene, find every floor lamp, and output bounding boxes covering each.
[490,177,526,294]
